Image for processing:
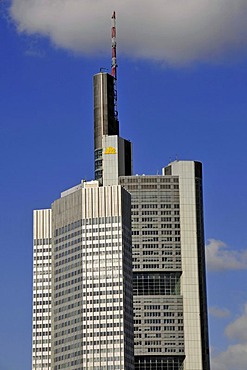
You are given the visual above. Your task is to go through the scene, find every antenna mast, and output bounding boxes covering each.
[111,11,118,121]
[111,11,117,79]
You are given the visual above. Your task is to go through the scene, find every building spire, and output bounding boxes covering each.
[111,11,117,79]
[111,11,118,122]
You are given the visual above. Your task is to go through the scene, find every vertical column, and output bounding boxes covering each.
[32,209,52,370]
[169,161,205,370]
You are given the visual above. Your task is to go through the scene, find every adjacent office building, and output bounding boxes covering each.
[32,68,210,369]
[120,161,210,370]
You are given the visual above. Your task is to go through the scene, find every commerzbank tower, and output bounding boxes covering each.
[32,12,210,370]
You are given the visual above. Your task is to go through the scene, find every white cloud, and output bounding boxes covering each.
[211,304,247,370]
[206,239,247,272]
[211,343,247,370]
[9,0,247,65]
[225,304,247,342]
[209,306,230,318]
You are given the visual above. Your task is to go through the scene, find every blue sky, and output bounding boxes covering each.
[1,1,247,369]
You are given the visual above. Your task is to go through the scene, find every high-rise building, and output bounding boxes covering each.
[33,181,134,370]
[32,12,210,370]
[51,181,133,369]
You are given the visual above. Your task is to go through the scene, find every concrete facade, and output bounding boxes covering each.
[32,209,52,370]
[166,161,210,370]
[102,135,133,186]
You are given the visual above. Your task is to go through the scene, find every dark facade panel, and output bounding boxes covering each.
[93,72,119,151]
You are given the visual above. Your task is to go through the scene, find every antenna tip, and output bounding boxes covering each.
[112,11,116,19]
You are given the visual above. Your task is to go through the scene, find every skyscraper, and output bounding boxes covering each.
[51,182,133,369]
[32,12,210,370]
[33,181,134,370]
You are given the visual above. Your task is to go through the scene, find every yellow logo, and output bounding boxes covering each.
[104,146,117,154]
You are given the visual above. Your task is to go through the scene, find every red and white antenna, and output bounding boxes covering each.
[111,11,117,79]
[111,11,118,120]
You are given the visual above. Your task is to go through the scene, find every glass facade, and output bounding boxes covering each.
[119,175,185,367]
